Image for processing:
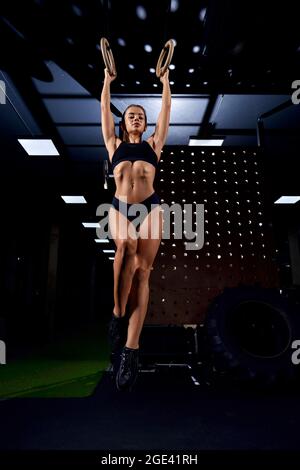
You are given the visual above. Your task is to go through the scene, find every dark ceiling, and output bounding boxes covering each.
[1,0,300,93]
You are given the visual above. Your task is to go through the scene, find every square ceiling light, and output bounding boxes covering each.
[189,138,224,146]
[274,196,300,204]
[61,196,87,203]
[18,139,59,156]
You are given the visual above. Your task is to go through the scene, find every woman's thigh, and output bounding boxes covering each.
[136,206,163,267]
[108,206,139,251]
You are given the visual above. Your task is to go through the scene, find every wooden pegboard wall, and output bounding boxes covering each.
[147,146,279,325]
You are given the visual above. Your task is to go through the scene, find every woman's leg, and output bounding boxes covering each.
[108,207,139,317]
[126,205,163,348]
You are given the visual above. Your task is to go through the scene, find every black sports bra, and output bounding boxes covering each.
[111,141,159,171]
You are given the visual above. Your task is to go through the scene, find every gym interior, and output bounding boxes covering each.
[1,0,300,464]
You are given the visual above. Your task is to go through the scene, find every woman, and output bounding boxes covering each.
[100,67,171,391]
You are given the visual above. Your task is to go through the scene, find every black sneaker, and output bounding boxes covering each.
[110,351,122,380]
[116,347,139,391]
[108,314,128,353]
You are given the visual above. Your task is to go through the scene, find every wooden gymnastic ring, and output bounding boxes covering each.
[100,37,117,77]
[156,39,175,78]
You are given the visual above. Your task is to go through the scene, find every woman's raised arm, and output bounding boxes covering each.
[152,69,171,148]
[100,68,117,148]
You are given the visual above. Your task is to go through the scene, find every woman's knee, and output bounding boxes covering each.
[135,262,153,282]
[116,238,138,256]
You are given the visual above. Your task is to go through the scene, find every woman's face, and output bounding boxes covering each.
[125,107,146,133]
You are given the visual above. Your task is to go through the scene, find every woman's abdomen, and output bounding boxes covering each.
[114,177,155,203]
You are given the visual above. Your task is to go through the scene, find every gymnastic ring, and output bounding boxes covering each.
[100,37,117,77]
[156,39,175,78]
